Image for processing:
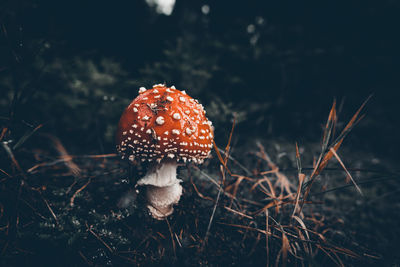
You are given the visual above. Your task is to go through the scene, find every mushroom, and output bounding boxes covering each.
[116,84,214,219]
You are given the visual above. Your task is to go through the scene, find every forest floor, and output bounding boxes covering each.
[1,101,399,266]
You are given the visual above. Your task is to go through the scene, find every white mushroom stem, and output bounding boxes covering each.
[136,161,182,220]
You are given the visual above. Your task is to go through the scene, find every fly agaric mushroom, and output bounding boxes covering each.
[116,84,214,219]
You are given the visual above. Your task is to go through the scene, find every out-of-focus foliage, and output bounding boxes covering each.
[1,0,398,154]
[1,56,139,150]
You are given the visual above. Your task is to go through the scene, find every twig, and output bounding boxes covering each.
[86,223,114,253]
[70,178,91,207]
[41,195,59,225]
[78,250,93,266]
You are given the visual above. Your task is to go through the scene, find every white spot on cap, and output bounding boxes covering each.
[164,131,169,135]
[179,96,185,102]
[172,129,180,135]
[154,95,161,99]
[181,90,186,94]
[152,89,159,93]
[156,116,165,125]
[172,113,181,120]
[186,128,193,135]
[142,115,150,121]
[139,87,146,93]
[122,131,127,135]
[132,124,138,128]
[166,96,174,102]
[167,153,175,158]
[146,129,152,134]
[153,84,163,88]
[166,88,172,93]
[171,85,176,89]
[133,107,138,112]
[185,110,190,115]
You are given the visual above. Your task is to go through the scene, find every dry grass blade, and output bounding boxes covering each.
[329,147,362,195]
[295,142,302,174]
[165,218,176,259]
[226,175,247,207]
[328,95,372,152]
[201,118,236,250]
[224,116,236,164]
[69,153,118,159]
[46,134,82,178]
[217,222,276,237]
[12,123,43,150]
[0,127,8,142]
[310,100,337,179]
[200,165,224,251]
[300,96,371,213]
[193,166,221,188]
[256,142,294,195]
[1,142,27,180]
[212,115,236,179]
[292,215,312,254]
[190,176,214,201]
[216,147,252,175]
[0,168,11,178]
[265,209,270,267]
[292,173,305,217]
[313,95,371,178]
[310,174,399,197]
[224,206,253,220]
[212,139,232,176]
[321,99,337,153]
[317,245,341,266]
[281,232,290,267]
[292,143,305,217]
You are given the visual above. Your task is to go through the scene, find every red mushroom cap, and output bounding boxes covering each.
[116,84,214,163]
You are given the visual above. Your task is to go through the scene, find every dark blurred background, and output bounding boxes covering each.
[1,0,399,159]
[1,1,400,265]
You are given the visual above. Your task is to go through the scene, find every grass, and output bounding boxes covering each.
[1,96,399,266]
